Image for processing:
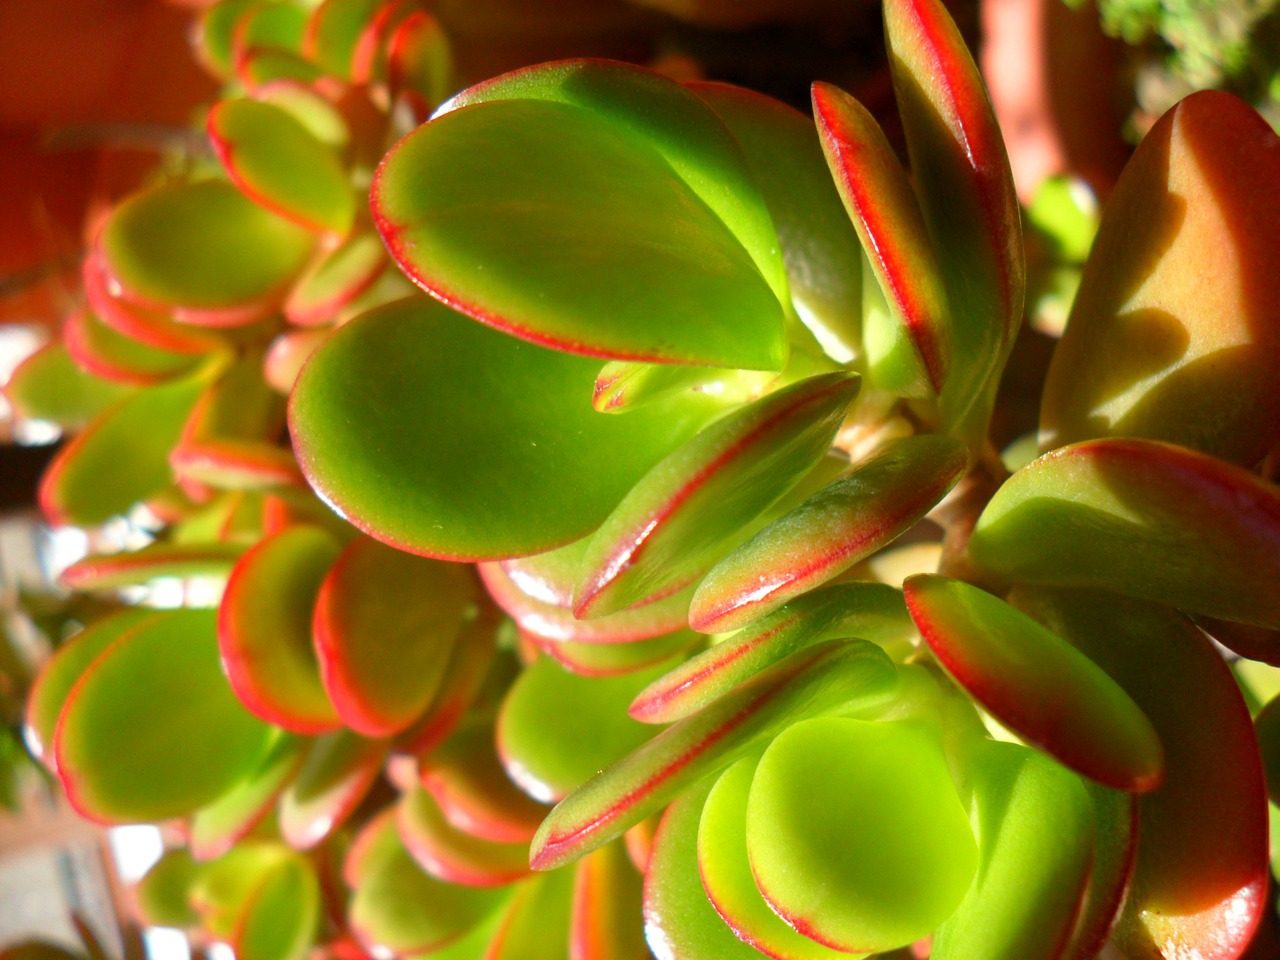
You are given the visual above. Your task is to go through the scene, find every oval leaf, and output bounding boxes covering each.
[397,785,531,887]
[285,232,386,325]
[4,342,134,430]
[279,729,388,850]
[190,733,308,860]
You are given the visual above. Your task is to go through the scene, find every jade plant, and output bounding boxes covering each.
[5,0,1280,958]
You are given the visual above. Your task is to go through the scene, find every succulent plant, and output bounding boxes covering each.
[5,0,1280,958]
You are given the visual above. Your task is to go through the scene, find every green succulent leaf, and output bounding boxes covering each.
[209,98,356,235]
[237,48,326,89]
[884,0,1023,438]
[60,542,246,592]
[83,252,227,355]
[233,853,321,960]
[1014,588,1269,960]
[235,0,307,57]
[397,785,531,887]
[632,581,912,724]
[904,574,1163,792]
[54,609,273,823]
[1064,784,1138,960]
[4,342,134,430]
[290,295,709,559]
[524,627,700,679]
[64,308,200,385]
[690,434,967,633]
[573,372,860,618]
[219,525,343,733]
[195,0,258,78]
[969,438,1280,629]
[374,60,789,369]
[255,79,351,149]
[136,849,201,928]
[528,639,897,871]
[190,733,308,860]
[570,841,648,960]
[386,11,453,112]
[284,231,386,325]
[400,609,501,756]
[305,0,384,78]
[1041,91,1280,467]
[485,867,575,960]
[191,842,292,938]
[931,741,1094,960]
[279,729,388,849]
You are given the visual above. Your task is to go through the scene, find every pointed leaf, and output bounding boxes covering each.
[54,609,273,823]
[290,295,709,559]
[571,841,648,960]
[529,640,896,870]
[398,785,531,887]
[1041,91,1280,467]
[279,730,388,849]
[633,581,912,723]
[4,342,133,430]
[285,232,386,326]
[99,180,313,312]
[812,81,948,395]
[884,0,1023,434]
[904,574,1163,792]
[969,438,1280,628]
[690,434,967,633]
[60,542,246,592]
[931,741,1094,960]
[219,525,343,732]
[575,373,860,618]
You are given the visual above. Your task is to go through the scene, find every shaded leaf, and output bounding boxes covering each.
[279,729,388,849]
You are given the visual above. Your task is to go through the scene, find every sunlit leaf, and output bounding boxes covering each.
[4,342,133,430]
[233,854,321,960]
[570,841,648,960]
[190,733,308,860]
[279,729,388,849]
[397,785,531,887]
[285,232,386,326]
[61,542,246,592]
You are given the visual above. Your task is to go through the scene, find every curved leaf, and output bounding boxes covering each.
[570,841,648,960]
[522,627,700,679]
[4,342,134,430]
[190,733,308,860]
[60,542,246,591]
[397,785,531,887]
[284,232,386,326]
[279,730,388,850]
[64,308,199,385]
[233,854,321,960]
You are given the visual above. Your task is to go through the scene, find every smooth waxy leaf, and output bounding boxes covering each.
[190,733,308,860]
[633,581,912,723]
[812,82,948,395]
[83,252,226,355]
[690,81,863,360]
[593,362,771,416]
[884,0,1022,436]
[698,750,857,959]
[574,373,860,618]
[643,781,763,960]
[315,536,476,737]
[136,849,201,927]
[196,0,257,77]
[497,657,667,805]
[375,65,788,369]
[191,842,292,938]
[61,542,246,592]
[255,79,350,149]
[529,640,896,870]
[931,741,1094,960]
[485,869,575,960]
[219,525,343,733]
[99,180,313,312]
[905,575,1163,792]
[4,343,134,429]
[25,609,156,768]
[400,608,501,755]
[233,854,321,960]
[398,785,531,887]
[285,232,386,325]
[690,434,967,632]
[39,367,211,526]
[480,562,695,646]
[1064,784,1138,960]
[291,295,708,559]
[748,717,974,953]
[279,730,388,849]
[1041,91,1280,467]
[571,841,648,960]
[305,0,383,78]
[1014,588,1269,960]
[969,438,1280,628]
[524,628,700,679]
[237,48,325,90]
[386,11,452,112]
[210,99,355,235]
[54,609,273,823]
[171,440,305,491]
[234,0,307,58]
[64,308,199,385]
[420,718,550,845]
[348,810,508,957]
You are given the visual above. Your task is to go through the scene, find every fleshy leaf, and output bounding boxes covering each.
[931,741,1094,960]
[574,372,860,618]
[4,342,134,430]
[571,841,648,960]
[196,0,257,77]
[884,0,1023,436]
[397,785,531,887]
[593,362,772,416]
[690,434,966,633]
[233,853,321,960]
[1064,784,1138,960]
[218,525,343,733]
[374,61,788,370]
[386,10,452,112]
[399,608,501,756]
[904,574,1163,792]
[209,98,355,235]
[523,628,700,679]
[528,640,896,870]
[747,717,975,953]
[98,180,313,313]
[305,0,384,78]
[279,729,388,849]
[64,308,199,385]
[1041,91,1280,467]
[1014,587,1269,960]
[136,849,201,927]
[484,868,575,960]
[255,79,350,149]
[190,733,308,860]
[496,657,668,805]
[190,842,292,939]
[969,438,1280,628]
[61,542,246,592]
[812,81,948,395]
[54,609,273,823]
[632,581,913,723]
[285,232,386,326]
[82,251,227,355]
[290,295,708,559]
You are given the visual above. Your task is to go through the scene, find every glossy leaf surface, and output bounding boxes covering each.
[4,343,133,429]
[219,525,343,733]
[190,733,307,860]
[574,373,860,618]
[99,180,313,311]
[279,730,387,849]
[398,785,530,887]
[529,640,896,870]
[524,628,700,679]
[905,575,1163,792]
[633,581,912,723]
[1041,91,1280,467]
[748,717,974,952]
[61,543,246,591]
[969,439,1280,628]
[55,610,272,822]
[285,232,386,325]
[931,741,1094,960]
[690,434,966,632]
[813,82,947,395]
[210,98,355,235]
[292,296,708,559]
[233,854,321,960]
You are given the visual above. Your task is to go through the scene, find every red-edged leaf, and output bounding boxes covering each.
[571,841,647,960]
[386,10,451,114]
[82,252,225,355]
[4,342,134,430]
[279,730,389,850]
[60,542,246,592]
[285,232,386,326]
[484,869,575,960]
[523,628,700,679]
[397,785,531,887]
